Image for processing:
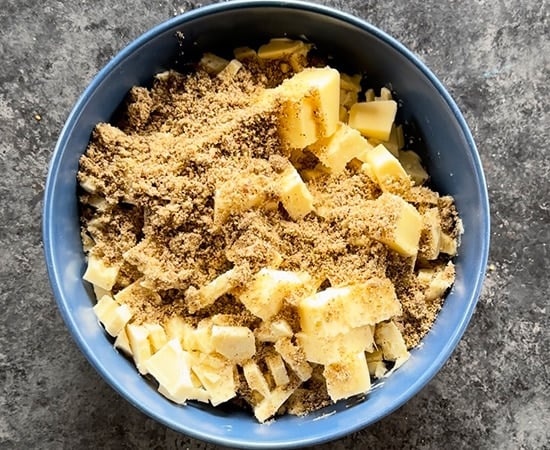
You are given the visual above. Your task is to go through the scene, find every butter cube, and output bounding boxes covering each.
[145,339,209,404]
[93,295,133,337]
[422,262,455,301]
[308,122,373,173]
[323,352,371,402]
[217,59,242,79]
[370,193,423,257]
[364,144,410,192]
[233,46,257,61]
[192,354,236,406]
[374,321,410,368]
[257,38,309,60]
[419,207,441,260]
[199,52,229,75]
[189,267,241,312]
[296,325,374,364]
[255,319,294,342]
[349,100,397,141]
[278,165,314,220]
[126,324,152,374]
[243,360,271,398]
[83,255,119,291]
[439,231,458,256]
[211,325,256,363]
[265,353,290,386]
[114,327,133,356]
[278,67,340,148]
[254,380,299,423]
[399,150,429,185]
[366,350,387,378]
[239,268,311,320]
[298,279,402,337]
[145,323,167,353]
[274,337,312,382]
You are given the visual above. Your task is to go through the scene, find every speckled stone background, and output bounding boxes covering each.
[1,0,549,448]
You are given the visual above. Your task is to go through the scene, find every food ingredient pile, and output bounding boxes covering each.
[77,38,462,422]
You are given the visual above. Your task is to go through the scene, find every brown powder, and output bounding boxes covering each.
[78,58,459,416]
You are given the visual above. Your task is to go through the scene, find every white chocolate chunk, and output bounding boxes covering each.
[277,67,340,148]
[255,319,294,342]
[439,231,458,256]
[199,52,229,75]
[399,150,429,185]
[265,353,290,386]
[144,323,167,353]
[374,321,410,368]
[278,165,314,220]
[323,352,371,402]
[419,207,442,260]
[257,38,310,60]
[126,324,152,375]
[349,100,397,141]
[366,349,387,378]
[243,360,271,398]
[211,325,256,363]
[308,122,373,173]
[254,380,300,423]
[274,337,312,382]
[296,325,374,364]
[114,327,133,356]
[369,193,423,257]
[239,268,312,320]
[83,255,119,291]
[93,295,133,337]
[298,279,401,337]
[364,144,411,192]
[189,267,241,312]
[217,59,242,79]
[192,353,236,406]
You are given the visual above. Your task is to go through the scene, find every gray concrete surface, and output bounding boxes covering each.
[1,0,549,448]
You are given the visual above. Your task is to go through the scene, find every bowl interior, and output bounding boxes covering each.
[43,1,489,448]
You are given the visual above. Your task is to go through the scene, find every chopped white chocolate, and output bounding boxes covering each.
[274,337,312,382]
[93,295,133,337]
[126,323,152,375]
[364,144,411,192]
[255,319,294,342]
[366,349,387,378]
[374,321,410,368]
[298,279,402,337]
[265,353,290,386]
[243,360,271,398]
[278,165,314,220]
[217,59,242,79]
[308,122,373,173]
[114,327,133,356]
[238,268,312,320]
[348,100,397,141]
[199,52,229,75]
[399,150,429,185]
[254,381,299,423]
[192,353,236,406]
[419,207,442,260]
[189,267,241,312]
[211,325,256,363]
[145,323,168,353]
[233,46,257,61]
[257,38,310,60]
[83,255,119,291]
[323,352,371,402]
[439,231,458,256]
[296,325,374,364]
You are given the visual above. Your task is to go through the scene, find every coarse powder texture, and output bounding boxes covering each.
[78,59,459,415]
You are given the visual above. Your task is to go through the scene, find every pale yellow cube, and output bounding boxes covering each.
[257,38,309,59]
[145,323,167,353]
[370,193,423,257]
[308,122,374,174]
[126,324,152,375]
[254,381,299,423]
[278,165,314,220]
[211,325,256,363]
[323,352,371,402]
[238,268,311,320]
[265,353,290,386]
[233,46,257,61]
[366,349,387,378]
[278,67,340,148]
[374,321,410,368]
[243,360,271,398]
[399,150,429,185]
[419,207,442,260]
[296,325,374,364]
[199,52,229,75]
[349,100,397,141]
[192,354,236,406]
[217,59,242,79]
[274,337,312,382]
[114,327,133,356]
[189,267,241,312]
[364,144,410,192]
[93,295,133,337]
[298,278,402,337]
[255,319,294,342]
[83,255,119,291]
[439,231,458,256]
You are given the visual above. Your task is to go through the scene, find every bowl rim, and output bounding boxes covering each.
[43,0,490,448]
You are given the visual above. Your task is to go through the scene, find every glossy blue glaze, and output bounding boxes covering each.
[43,1,490,448]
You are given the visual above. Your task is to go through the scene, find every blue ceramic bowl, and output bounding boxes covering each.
[43,1,490,448]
